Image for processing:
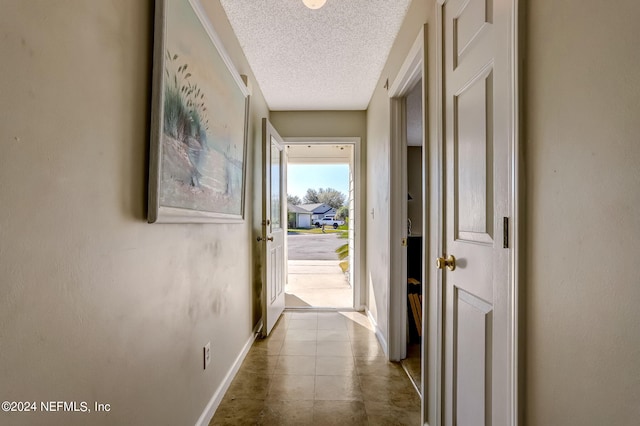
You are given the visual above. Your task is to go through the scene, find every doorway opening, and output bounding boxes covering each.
[388,27,426,406]
[284,138,363,311]
[402,78,424,392]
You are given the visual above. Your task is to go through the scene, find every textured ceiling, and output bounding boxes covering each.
[219,0,411,111]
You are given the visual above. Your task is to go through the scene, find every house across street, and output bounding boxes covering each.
[287,202,337,229]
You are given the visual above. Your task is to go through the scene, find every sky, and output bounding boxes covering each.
[287,164,349,203]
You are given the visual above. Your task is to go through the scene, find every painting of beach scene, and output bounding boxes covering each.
[148,0,249,223]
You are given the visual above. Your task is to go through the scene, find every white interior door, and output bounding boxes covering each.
[440,0,515,424]
[261,118,286,337]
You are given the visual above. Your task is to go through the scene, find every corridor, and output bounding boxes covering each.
[211,311,420,425]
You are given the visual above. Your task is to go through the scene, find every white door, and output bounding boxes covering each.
[261,118,286,337]
[440,0,516,424]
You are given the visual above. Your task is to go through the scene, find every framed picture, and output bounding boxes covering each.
[148,0,250,223]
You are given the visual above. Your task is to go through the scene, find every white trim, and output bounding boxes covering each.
[387,27,425,363]
[367,309,388,357]
[195,326,260,426]
[388,97,408,362]
[432,6,445,425]
[389,27,425,97]
[283,137,364,311]
[283,137,360,143]
[510,1,523,424]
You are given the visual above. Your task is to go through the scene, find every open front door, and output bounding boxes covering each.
[260,118,286,337]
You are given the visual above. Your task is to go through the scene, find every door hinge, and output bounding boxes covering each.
[503,217,509,248]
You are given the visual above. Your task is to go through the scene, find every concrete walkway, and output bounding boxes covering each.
[286,260,352,308]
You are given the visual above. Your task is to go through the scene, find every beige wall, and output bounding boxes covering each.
[525,0,640,423]
[269,110,366,139]
[201,0,268,338]
[407,146,423,236]
[365,0,431,349]
[406,80,424,237]
[0,1,268,425]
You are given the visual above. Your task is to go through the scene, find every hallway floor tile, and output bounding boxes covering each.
[210,310,420,425]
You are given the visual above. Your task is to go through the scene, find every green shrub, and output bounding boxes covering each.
[336,228,349,272]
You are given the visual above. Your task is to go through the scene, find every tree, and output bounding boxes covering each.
[335,205,349,220]
[318,188,347,209]
[303,187,346,210]
[287,194,301,205]
[303,188,319,204]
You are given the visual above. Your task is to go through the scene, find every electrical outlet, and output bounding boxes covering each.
[203,342,211,369]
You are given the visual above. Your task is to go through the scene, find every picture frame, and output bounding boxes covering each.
[148,0,250,223]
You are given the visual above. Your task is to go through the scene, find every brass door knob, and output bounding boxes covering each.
[436,255,456,271]
[257,236,274,242]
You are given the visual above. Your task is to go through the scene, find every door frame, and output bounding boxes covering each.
[282,137,364,310]
[388,27,426,362]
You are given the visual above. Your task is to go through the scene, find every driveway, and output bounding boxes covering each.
[287,232,345,260]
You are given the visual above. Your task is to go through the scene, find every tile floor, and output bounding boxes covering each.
[210,310,421,425]
[401,344,422,396]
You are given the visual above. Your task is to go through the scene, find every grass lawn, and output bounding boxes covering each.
[288,225,348,234]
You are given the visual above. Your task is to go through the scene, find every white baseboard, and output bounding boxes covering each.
[195,323,261,426]
[366,309,388,358]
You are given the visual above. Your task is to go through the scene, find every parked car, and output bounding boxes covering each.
[314,216,345,229]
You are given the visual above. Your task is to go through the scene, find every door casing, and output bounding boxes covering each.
[389,26,427,360]
[388,24,429,424]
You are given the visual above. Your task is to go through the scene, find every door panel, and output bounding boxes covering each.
[261,118,286,337]
[455,66,494,243]
[441,0,514,424]
[454,288,493,425]
[453,0,492,64]
[453,0,493,69]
